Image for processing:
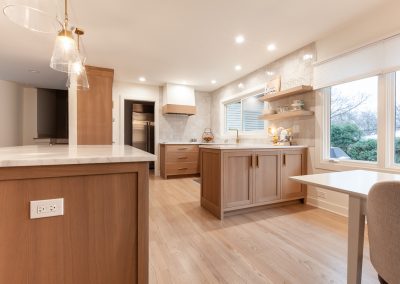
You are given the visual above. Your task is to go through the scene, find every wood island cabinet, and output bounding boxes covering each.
[200,147,307,219]
[223,151,253,208]
[254,150,281,204]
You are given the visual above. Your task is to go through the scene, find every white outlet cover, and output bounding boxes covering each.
[30,198,64,219]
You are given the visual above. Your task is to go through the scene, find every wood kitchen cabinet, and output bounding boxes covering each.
[254,150,281,203]
[201,147,307,219]
[223,151,253,208]
[77,66,114,145]
[281,149,307,199]
[160,144,200,178]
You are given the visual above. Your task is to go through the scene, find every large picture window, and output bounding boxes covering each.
[329,76,378,162]
[225,94,264,133]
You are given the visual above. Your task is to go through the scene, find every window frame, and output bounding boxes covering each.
[316,72,398,172]
[223,88,266,136]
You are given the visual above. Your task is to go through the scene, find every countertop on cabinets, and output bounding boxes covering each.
[0,145,156,167]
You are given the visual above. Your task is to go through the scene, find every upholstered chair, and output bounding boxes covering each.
[367,181,400,284]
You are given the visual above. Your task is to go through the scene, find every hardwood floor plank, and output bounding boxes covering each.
[149,176,379,284]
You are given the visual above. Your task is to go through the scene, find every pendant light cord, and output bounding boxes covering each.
[64,0,68,29]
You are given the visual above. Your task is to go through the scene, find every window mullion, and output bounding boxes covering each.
[385,73,396,168]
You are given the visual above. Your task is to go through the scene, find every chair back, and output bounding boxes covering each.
[367,181,400,283]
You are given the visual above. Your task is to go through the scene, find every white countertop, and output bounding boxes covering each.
[290,170,400,199]
[160,142,230,145]
[0,145,156,167]
[199,144,308,150]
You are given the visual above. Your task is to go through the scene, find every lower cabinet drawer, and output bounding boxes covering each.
[166,152,199,163]
[166,145,199,153]
[166,162,199,176]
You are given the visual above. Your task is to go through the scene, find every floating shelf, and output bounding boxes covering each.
[260,85,313,102]
[259,110,314,121]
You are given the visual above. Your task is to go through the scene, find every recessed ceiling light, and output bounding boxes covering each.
[267,43,276,51]
[235,65,242,71]
[28,69,40,74]
[266,71,275,76]
[211,80,217,84]
[139,77,146,82]
[238,83,244,89]
[235,35,245,44]
[303,54,313,61]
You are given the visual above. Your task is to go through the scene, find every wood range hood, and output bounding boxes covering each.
[162,83,196,116]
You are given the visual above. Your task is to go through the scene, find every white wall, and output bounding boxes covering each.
[316,0,400,62]
[0,80,23,147]
[22,87,37,145]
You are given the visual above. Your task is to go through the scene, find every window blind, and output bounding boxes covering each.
[314,34,400,89]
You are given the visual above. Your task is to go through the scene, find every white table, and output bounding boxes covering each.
[290,170,400,284]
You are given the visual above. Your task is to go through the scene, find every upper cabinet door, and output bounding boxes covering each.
[254,150,281,203]
[222,151,253,209]
[77,66,114,145]
[281,149,307,199]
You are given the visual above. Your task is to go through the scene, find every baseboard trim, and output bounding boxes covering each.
[306,196,348,217]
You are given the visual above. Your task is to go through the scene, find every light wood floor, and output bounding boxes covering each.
[149,176,379,284]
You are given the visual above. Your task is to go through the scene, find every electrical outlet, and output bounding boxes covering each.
[30,198,64,219]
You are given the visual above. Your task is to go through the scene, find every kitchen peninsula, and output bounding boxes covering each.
[200,144,307,219]
[0,145,155,284]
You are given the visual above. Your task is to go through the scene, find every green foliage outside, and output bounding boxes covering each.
[330,123,377,162]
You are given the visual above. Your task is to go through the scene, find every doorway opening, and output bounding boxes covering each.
[124,100,155,169]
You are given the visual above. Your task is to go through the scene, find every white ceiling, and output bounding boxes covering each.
[0,0,391,91]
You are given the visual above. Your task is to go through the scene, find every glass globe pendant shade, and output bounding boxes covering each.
[50,28,80,73]
[66,57,89,91]
[2,0,59,33]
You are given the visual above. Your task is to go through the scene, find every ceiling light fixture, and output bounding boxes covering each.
[211,80,217,84]
[267,43,276,51]
[66,28,89,90]
[49,0,80,73]
[303,54,313,61]
[235,35,245,44]
[238,83,244,89]
[266,71,275,76]
[139,77,146,82]
[3,0,58,33]
[235,65,242,71]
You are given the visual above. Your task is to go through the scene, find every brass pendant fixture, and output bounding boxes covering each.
[49,0,80,73]
[66,28,89,90]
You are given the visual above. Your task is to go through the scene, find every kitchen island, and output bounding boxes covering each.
[199,144,307,219]
[0,145,156,284]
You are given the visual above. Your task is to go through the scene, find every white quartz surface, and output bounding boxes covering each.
[160,142,230,145]
[290,170,400,198]
[199,144,308,150]
[0,145,156,167]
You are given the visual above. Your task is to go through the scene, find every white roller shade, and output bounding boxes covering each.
[314,34,400,89]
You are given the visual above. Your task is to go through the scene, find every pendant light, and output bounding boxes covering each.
[66,28,89,90]
[49,0,80,73]
[3,0,58,33]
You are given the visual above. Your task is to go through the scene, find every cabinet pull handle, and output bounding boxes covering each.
[250,156,253,168]
[283,154,286,166]
[256,155,259,168]
[178,148,188,150]
[178,156,188,159]
[178,167,188,170]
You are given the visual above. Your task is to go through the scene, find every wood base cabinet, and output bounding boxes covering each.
[0,162,149,284]
[160,144,200,178]
[200,148,307,219]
